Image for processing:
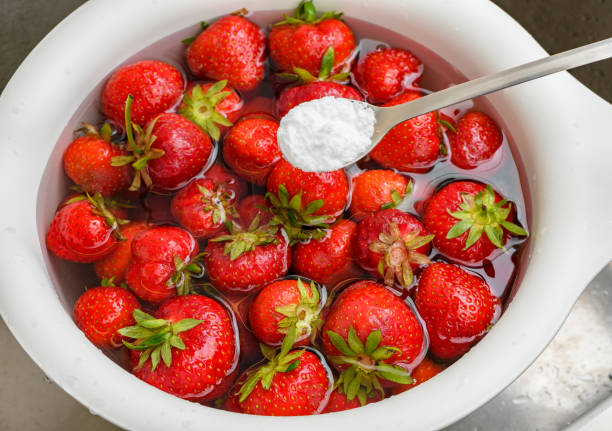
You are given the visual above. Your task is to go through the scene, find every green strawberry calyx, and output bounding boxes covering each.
[119,309,203,371]
[78,121,114,142]
[236,325,305,402]
[196,181,239,226]
[178,80,234,141]
[66,192,130,241]
[167,252,206,296]
[368,223,433,289]
[327,327,413,400]
[110,95,165,191]
[182,21,209,46]
[265,184,329,245]
[381,181,413,210]
[276,46,350,83]
[446,184,528,250]
[275,278,323,343]
[273,1,342,26]
[209,217,279,261]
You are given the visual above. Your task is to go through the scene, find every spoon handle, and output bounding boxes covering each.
[380,37,612,129]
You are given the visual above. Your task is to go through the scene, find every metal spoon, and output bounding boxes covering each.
[281,37,612,172]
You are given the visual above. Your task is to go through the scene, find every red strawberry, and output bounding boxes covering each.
[112,100,213,191]
[63,123,131,197]
[101,60,184,128]
[266,158,349,243]
[391,357,446,394]
[422,181,528,265]
[223,118,282,185]
[322,280,425,393]
[322,387,383,413]
[204,222,290,294]
[249,278,322,346]
[276,81,363,118]
[46,193,128,263]
[125,226,200,304]
[414,263,499,360]
[204,162,248,201]
[226,333,333,415]
[186,15,266,92]
[94,222,150,283]
[349,169,411,221]
[121,295,237,402]
[220,293,262,368]
[269,1,355,76]
[369,92,440,172]
[353,209,433,289]
[292,219,356,284]
[178,80,243,141]
[449,111,503,169]
[353,47,423,104]
[170,177,239,239]
[73,283,139,348]
[237,194,272,228]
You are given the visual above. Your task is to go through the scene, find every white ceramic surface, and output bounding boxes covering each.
[0,1,611,430]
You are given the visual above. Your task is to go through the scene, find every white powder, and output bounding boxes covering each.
[277,96,376,172]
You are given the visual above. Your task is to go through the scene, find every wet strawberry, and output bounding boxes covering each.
[204,162,248,201]
[322,386,383,413]
[204,221,290,294]
[353,47,422,104]
[353,209,433,289]
[63,123,131,197]
[449,111,503,169]
[369,92,440,172]
[292,219,356,283]
[94,222,150,283]
[121,295,237,402]
[186,15,266,92]
[349,169,411,221]
[249,278,322,346]
[391,357,446,394]
[125,226,201,304]
[46,193,128,263]
[276,81,363,118]
[171,177,240,240]
[322,280,425,392]
[223,118,282,186]
[73,282,139,348]
[178,80,243,141]
[414,263,499,360]
[237,194,272,228]
[422,181,528,265]
[101,60,184,128]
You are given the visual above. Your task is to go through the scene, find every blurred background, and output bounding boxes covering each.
[0,1,611,430]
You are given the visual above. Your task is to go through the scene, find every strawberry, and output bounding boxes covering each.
[391,357,446,394]
[203,162,248,201]
[112,98,213,191]
[322,386,383,413]
[237,194,272,228]
[46,193,128,263]
[178,80,243,141]
[276,81,363,118]
[414,263,499,360]
[63,123,131,197]
[186,15,266,92]
[353,209,433,289]
[269,1,355,76]
[94,222,150,283]
[218,292,262,368]
[203,221,290,294]
[125,226,201,304]
[352,47,423,104]
[223,117,282,186]
[170,177,239,239]
[73,282,140,348]
[266,158,349,243]
[101,60,184,128]
[242,96,276,120]
[226,332,333,415]
[249,277,323,346]
[322,280,425,394]
[369,92,440,172]
[292,219,356,284]
[349,169,412,221]
[422,181,528,265]
[449,111,503,169]
[120,295,237,402]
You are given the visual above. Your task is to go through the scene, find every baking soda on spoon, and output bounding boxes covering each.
[277,96,376,172]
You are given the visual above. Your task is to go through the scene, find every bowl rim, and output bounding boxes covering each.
[1,0,611,430]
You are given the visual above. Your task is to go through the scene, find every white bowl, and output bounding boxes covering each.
[1,0,611,430]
